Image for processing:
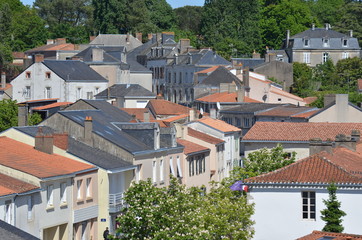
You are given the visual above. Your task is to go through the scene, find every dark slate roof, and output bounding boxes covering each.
[73,46,126,63]
[90,34,142,50]
[219,103,282,114]
[0,220,40,240]
[95,84,156,98]
[231,58,265,69]
[59,110,153,153]
[127,41,153,72]
[42,60,108,82]
[14,126,55,137]
[67,138,134,170]
[114,122,157,149]
[200,66,242,86]
[291,28,348,39]
[195,49,231,66]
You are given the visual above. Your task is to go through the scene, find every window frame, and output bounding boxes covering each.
[302,191,316,220]
[303,52,311,64]
[47,185,54,208]
[60,182,67,204]
[86,178,92,199]
[77,180,83,201]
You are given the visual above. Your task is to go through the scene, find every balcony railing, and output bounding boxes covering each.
[109,192,125,213]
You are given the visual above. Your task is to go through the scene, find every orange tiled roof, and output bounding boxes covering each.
[243,122,362,142]
[297,230,362,240]
[151,120,168,128]
[177,138,210,155]
[195,65,220,74]
[196,91,261,103]
[256,106,318,118]
[147,99,191,115]
[197,117,241,132]
[0,83,12,91]
[291,109,320,118]
[0,137,95,179]
[245,153,362,184]
[188,128,224,145]
[0,173,39,196]
[27,43,75,52]
[358,79,362,91]
[121,108,155,121]
[163,114,189,123]
[32,102,73,110]
[304,96,318,105]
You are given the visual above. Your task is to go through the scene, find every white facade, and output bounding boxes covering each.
[249,185,362,240]
[11,62,108,103]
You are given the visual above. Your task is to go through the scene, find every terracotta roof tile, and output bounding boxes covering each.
[162,114,189,123]
[245,153,362,184]
[297,230,362,240]
[0,137,95,179]
[0,173,39,196]
[32,102,73,110]
[0,83,12,91]
[26,43,75,52]
[147,99,191,116]
[303,96,318,105]
[197,117,241,132]
[291,109,320,118]
[243,122,362,142]
[177,138,210,155]
[270,87,305,102]
[187,128,224,145]
[195,65,220,74]
[121,108,155,121]
[256,106,318,118]
[196,91,260,103]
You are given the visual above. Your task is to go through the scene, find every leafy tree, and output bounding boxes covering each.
[307,0,344,26]
[243,143,296,176]
[174,6,202,33]
[0,99,18,132]
[116,177,255,239]
[335,57,362,92]
[321,183,346,233]
[292,62,314,97]
[313,59,338,90]
[93,0,126,34]
[145,0,175,31]
[28,112,42,126]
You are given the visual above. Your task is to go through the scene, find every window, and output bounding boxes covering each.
[236,117,241,127]
[47,185,54,207]
[152,161,157,183]
[45,72,51,79]
[179,72,182,84]
[303,39,309,47]
[322,53,329,63]
[302,191,316,220]
[160,159,164,182]
[176,156,183,178]
[278,98,282,102]
[244,117,250,127]
[86,92,93,99]
[86,178,92,198]
[45,87,51,99]
[222,117,233,125]
[189,157,194,176]
[24,86,31,99]
[76,87,82,99]
[27,196,33,220]
[343,39,348,47]
[342,52,349,59]
[25,71,31,79]
[323,38,329,47]
[189,155,205,176]
[303,52,310,64]
[60,182,67,204]
[4,200,11,223]
[169,157,176,176]
[77,180,83,200]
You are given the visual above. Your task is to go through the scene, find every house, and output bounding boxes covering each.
[187,117,242,177]
[242,122,362,160]
[0,220,40,240]
[245,141,362,239]
[95,83,156,108]
[11,55,108,103]
[277,25,361,66]
[297,230,362,240]
[31,101,73,119]
[0,136,97,240]
[146,98,192,120]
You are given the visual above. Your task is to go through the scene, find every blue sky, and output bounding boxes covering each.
[20,0,204,8]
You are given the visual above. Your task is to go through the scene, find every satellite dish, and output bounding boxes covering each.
[216,102,221,110]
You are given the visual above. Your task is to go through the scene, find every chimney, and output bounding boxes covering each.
[210,108,217,119]
[89,36,96,42]
[174,54,179,65]
[189,108,196,122]
[116,97,124,108]
[324,94,336,107]
[126,33,130,44]
[17,104,27,127]
[228,84,237,93]
[325,23,329,30]
[92,48,103,62]
[286,30,290,47]
[235,64,242,75]
[53,133,68,150]
[84,116,93,145]
[243,67,250,96]
[56,38,66,44]
[179,39,191,54]
[335,134,357,152]
[335,94,348,107]
[35,54,44,63]
[252,51,260,59]
[47,39,54,45]
[312,23,315,30]
[148,33,153,40]
[1,72,6,89]
[237,88,245,102]
[220,83,229,93]
[156,33,162,44]
[35,127,54,154]
[136,32,142,42]
[309,138,333,155]
[143,110,150,122]
[351,130,360,142]
[349,30,353,37]
[269,53,276,62]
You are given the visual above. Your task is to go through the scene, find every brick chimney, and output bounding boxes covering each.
[1,72,6,89]
[179,39,191,54]
[89,36,96,42]
[18,104,27,127]
[309,138,333,155]
[335,133,358,152]
[237,88,245,102]
[143,110,150,122]
[136,32,142,42]
[35,54,44,63]
[56,38,66,44]
[47,39,54,45]
[53,133,69,150]
[84,116,93,145]
[243,67,250,96]
[35,127,54,154]
[252,51,261,59]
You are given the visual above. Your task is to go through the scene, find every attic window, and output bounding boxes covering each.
[26,71,31,79]
[45,72,51,79]
[303,39,309,47]
[323,38,329,47]
[343,39,348,47]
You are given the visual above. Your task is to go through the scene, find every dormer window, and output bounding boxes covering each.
[303,38,309,47]
[26,71,31,79]
[45,72,51,79]
[323,38,329,47]
[343,39,348,47]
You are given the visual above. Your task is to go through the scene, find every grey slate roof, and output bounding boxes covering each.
[231,58,265,69]
[90,34,142,51]
[291,28,348,39]
[195,49,231,66]
[0,220,40,240]
[43,60,108,82]
[220,103,282,114]
[127,41,153,72]
[200,66,241,86]
[74,46,126,63]
[95,84,156,99]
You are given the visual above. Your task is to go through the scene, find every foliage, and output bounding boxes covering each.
[292,62,314,97]
[313,59,338,91]
[174,6,202,34]
[93,0,126,34]
[321,183,346,233]
[116,177,255,239]
[243,143,296,176]
[28,112,42,126]
[335,57,362,91]
[307,0,344,26]
[0,99,18,132]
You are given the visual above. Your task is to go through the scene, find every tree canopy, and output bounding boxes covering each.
[0,99,18,132]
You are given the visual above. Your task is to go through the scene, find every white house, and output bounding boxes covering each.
[245,145,362,240]
[11,55,108,103]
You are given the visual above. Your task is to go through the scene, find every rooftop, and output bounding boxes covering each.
[176,138,209,155]
[0,173,39,196]
[297,230,362,240]
[196,91,260,103]
[187,127,224,145]
[196,117,241,133]
[95,84,156,98]
[147,99,191,116]
[0,220,40,240]
[256,105,318,118]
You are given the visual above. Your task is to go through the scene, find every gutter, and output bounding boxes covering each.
[107,165,138,174]
[245,182,362,189]
[241,140,308,144]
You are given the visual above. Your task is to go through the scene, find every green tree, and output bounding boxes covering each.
[243,143,296,176]
[335,57,362,91]
[0,99,18,131]
[307,0,344,27]
[93,0,126,34]
[145,0,175,31]
[116,177,255,239]
[292,62,314,97]
[313,59,338,90]
[321,183,346,233]
[28,112,42,126]
[174,6,202,33]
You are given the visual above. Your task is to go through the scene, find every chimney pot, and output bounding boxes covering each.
[349,30,353,37]
[34,127,54,154]
[84,116,93,146]
[1,72,6,89]
[34,54,44,63]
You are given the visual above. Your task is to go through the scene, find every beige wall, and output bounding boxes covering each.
[73,171,98,210]
[182,152,211,190]
[293,50,360,67]
[129,73,152,92]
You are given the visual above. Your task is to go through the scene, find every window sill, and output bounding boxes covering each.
[159,181,165,185]
[46,205,54,211]
[86,197,93,202]
[76,199,84,204]
[60,203,68,208]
